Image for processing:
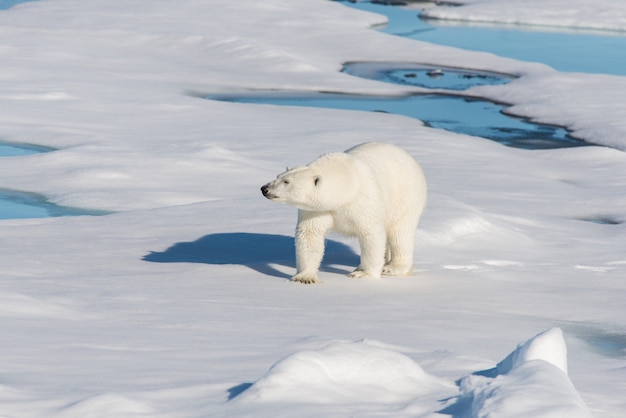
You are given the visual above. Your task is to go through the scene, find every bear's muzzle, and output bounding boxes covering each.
[261,184,273,199]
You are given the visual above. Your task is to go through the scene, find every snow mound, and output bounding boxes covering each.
[497,327,568,375]
[237,340,453,404]
[459,328,591,418]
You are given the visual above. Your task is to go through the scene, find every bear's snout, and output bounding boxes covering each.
[261,184,271,198]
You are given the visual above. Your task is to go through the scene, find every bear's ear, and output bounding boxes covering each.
[314,176,321,186]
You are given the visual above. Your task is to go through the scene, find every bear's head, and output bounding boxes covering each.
[261,153,358,211]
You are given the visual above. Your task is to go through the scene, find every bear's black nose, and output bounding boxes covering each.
[261,184,269,196]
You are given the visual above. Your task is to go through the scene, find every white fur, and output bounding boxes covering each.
[261,142,427,284]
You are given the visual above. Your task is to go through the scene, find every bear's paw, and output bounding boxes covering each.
[291,273,319,284]
[382,264,413,276]
[348,270,380,279]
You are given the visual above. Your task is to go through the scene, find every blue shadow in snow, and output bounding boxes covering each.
[227,382,253,400]
[143,232,359,280]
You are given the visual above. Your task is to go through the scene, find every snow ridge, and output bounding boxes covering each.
[236,329,591,417]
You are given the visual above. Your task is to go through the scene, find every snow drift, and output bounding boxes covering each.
[236,340,455,404]
[458,328,592,418]
[236,329,591,417]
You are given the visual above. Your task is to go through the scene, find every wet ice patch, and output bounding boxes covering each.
[236,340,454,404]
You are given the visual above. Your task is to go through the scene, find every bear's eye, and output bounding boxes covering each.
[283,179,289,185]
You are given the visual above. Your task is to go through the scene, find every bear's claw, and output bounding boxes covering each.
[291,273,319,284]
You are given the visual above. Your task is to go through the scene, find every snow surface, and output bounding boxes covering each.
[0,0,625,416]
[421,0,626,33]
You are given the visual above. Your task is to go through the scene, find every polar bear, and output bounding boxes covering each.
[261,142,427,284]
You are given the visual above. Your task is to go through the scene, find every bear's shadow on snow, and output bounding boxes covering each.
[143,232,359,280]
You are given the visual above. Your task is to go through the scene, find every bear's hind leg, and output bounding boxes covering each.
[382,222,416,276]
[348,227,386,279]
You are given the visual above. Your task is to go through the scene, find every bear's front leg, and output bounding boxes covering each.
[293,210,332,284]
[348,227,386,279]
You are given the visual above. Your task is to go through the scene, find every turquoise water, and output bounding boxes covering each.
[0,0,36,10]
[0,189,110,220]
[210,91,584,149]
[0,142,54,156]
[343,1,626,76]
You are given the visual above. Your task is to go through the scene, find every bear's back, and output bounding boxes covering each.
[346,142,426,217]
